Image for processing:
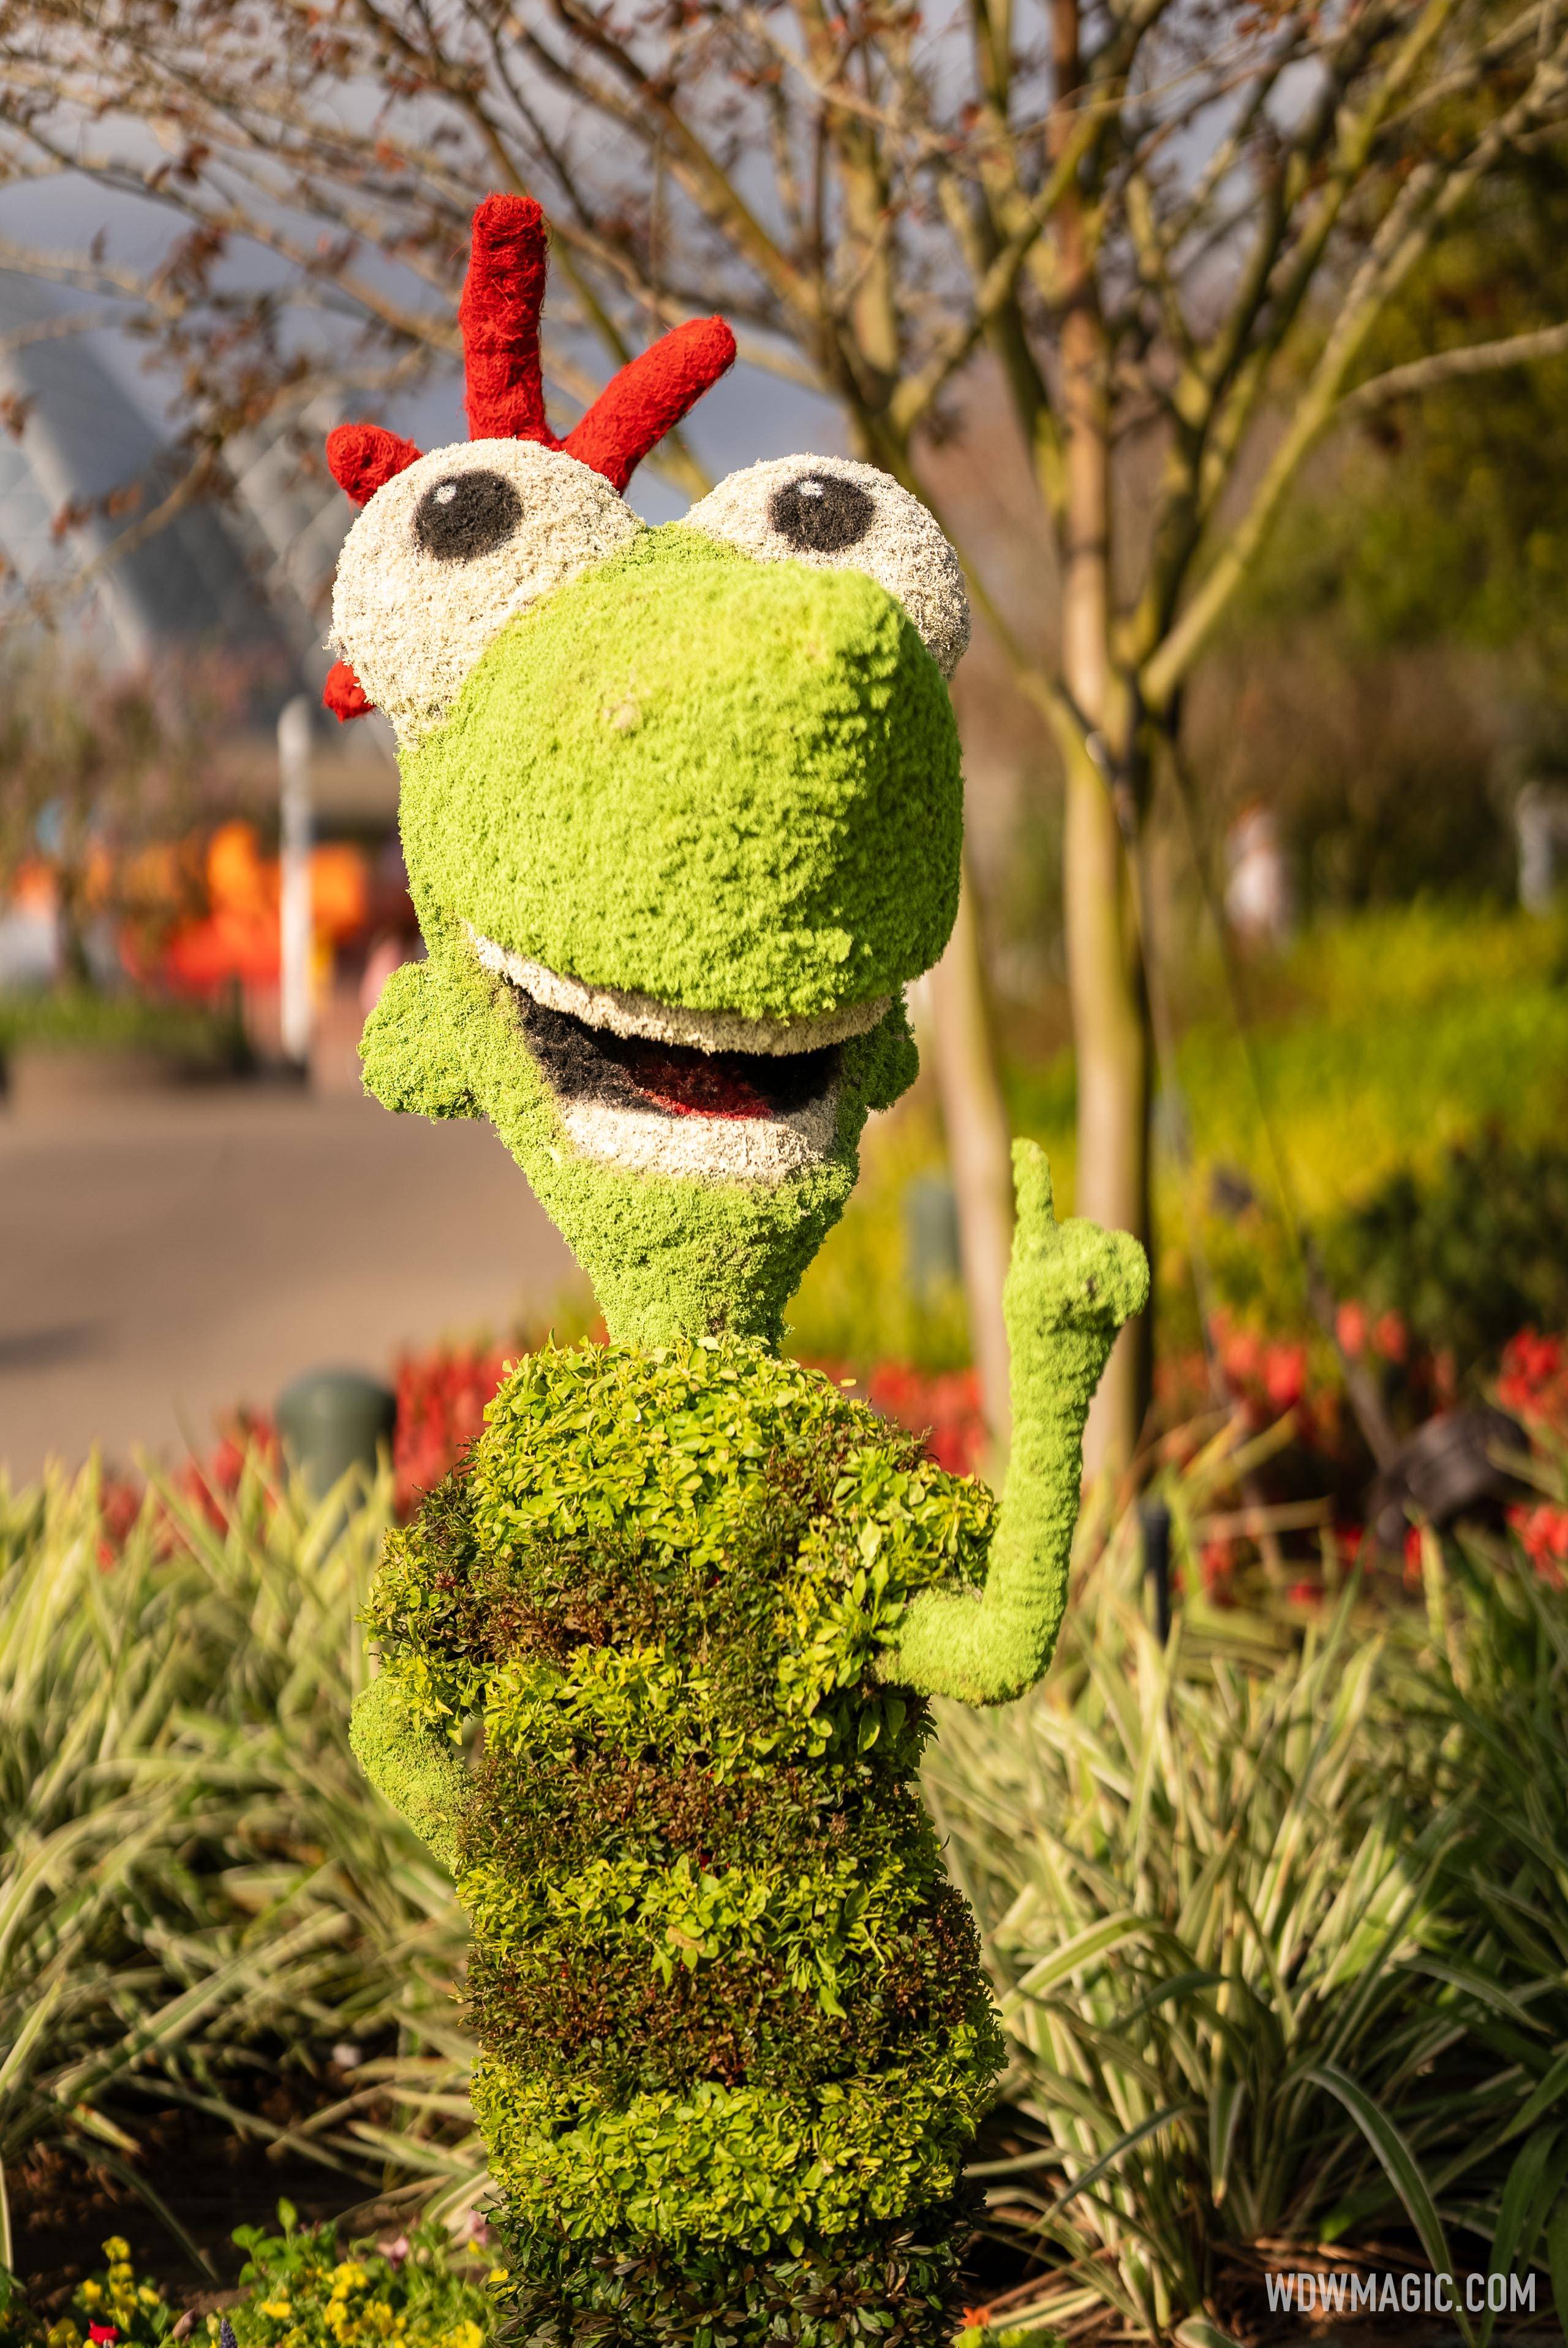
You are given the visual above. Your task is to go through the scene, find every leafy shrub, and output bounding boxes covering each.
[1325,1131,1568,1374]
[390,1334,988,1512]
[0,1460,477,2227]
[0,987,245,1068]
[366,1336,1003,2345]
[0,2218,494,2348]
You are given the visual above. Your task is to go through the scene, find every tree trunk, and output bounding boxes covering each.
[927,857,1015,1451]
[1050,0,1153,1473]
[1063,750,1152,1473]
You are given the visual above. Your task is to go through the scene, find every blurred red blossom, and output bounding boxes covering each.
[1498,1331,1568,1431]
[1507,1501,1568,1588]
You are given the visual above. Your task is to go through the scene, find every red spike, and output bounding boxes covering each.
[564,317,737,493]
[460,194,560,446]
[323,659,375,722]
[327,423,423,505]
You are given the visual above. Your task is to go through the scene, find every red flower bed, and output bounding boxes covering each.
[390,1338,989,1508]
[393,1340,513,1514]
[862,1362,986,1477]
[86,1322,1568,1600]
[96,1411,276,1566]
[1498,1329,1568,1432]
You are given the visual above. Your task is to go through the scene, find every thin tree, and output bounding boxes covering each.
[4,0,1566,1460]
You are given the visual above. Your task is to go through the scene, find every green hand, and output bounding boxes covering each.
[349,1669,470,1871]
[360,958,479,1122]
[876,1139,1148,1705]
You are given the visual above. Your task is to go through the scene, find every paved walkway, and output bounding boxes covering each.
[0,1084,579,1481]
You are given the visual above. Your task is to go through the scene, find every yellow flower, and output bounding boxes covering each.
[138,2287,162,2310]
[78,2284,104,2310]
[486,2270,508,2285]
[330,2265,368,2294]
[102,2241,131,2265]
[47,2323,82,2348]
[258,2300,294,2320]
[440,2323,484,2348]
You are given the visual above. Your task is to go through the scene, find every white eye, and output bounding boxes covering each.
[685,455,970,676]
[331,440,641,746]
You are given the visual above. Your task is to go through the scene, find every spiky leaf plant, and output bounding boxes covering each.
[0,1458,476,2268]
[928,1511,1568,2346]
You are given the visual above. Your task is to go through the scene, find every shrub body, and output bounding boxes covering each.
[361,1337,1006,2346]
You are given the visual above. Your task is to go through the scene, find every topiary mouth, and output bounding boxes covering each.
[469,925,888,1057]
[472,936,850,1182]
[518,996,839,1123]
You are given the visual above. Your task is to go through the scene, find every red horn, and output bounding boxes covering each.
[565,317,737,494]
[323,659,375,722]
[459,194,560,447]
[327,423,423,505]
[325,193,736,544]
[458,193,734,487]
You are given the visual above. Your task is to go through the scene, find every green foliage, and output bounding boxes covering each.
[927,1513,1568,2342]
[362,935,918,1350]
[1256,175,1568,663]
[1325,1130,1568,1372]
[0,987,244,1066]
[803,904,1568,1383]
[358,1335,1005,2338]
[220,2214,492,2348]
[0,2218,494,2348]
[1208,161,1568,907]
[399,528,962,1025]
[1170,904,1568,1223]
[0,1458,480,2252]
[495,2200,977,2348]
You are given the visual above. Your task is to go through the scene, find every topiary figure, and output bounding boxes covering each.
[332,194,1148,2347]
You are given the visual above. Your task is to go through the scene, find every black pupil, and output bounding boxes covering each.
[413,469,522,562]
[769,472,874,554]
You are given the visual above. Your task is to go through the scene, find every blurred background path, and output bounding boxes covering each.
[0,1086,578,1480]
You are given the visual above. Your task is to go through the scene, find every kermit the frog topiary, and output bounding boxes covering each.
[333,194,1148,2348]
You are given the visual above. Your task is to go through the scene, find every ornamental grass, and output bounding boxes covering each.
[0,1456,479,2271]
[930,1485,1568,2343]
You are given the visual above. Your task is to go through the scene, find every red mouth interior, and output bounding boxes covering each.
[514,994,839,1122]
[616,1035,778,1120]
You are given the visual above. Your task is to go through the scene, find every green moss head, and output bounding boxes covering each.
[401,529,960,1020]
[339,455,969,1340]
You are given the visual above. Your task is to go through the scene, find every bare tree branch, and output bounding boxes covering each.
[1336,315,1568,418]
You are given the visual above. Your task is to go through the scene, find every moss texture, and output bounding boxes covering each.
[880,1143,1150,1702]
[396,529,962,1024]
[356,1339,1004,2344]
[360,926,918,1348]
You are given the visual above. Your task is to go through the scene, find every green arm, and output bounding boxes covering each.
[877,1140,1148,1705]
[350,1669,470,1871]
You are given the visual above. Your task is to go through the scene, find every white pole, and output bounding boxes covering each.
[278,694,314,1069]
